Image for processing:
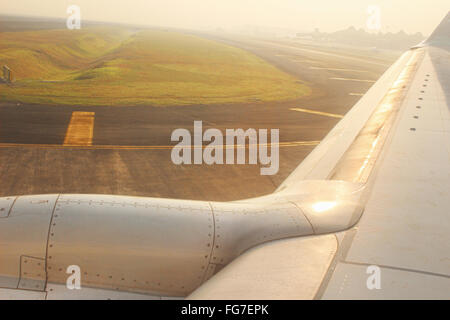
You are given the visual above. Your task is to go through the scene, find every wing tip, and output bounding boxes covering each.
[413,11,450,49]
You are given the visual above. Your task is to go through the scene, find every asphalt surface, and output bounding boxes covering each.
[0,35,399,201]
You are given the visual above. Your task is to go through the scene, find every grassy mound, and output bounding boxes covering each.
[0,27,310,106]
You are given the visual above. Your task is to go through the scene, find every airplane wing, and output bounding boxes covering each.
[0,13,449,300]
[188,12,450,300]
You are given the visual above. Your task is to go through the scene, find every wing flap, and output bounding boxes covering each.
[322,263,450,300]
[188,235,337,300]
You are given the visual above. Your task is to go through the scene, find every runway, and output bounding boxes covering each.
[0,34,399,201]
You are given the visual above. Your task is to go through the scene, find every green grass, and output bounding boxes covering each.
[0,27,311,106]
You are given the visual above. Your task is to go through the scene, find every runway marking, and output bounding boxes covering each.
[63,112,95,146]
[310,67,368,73]
[290,108,343,119]
[349,93,365,96]
[260,41,391,67]
[329,77,376,83]
[275,55,318,64]
[292,59,317,63]
[0,141,320,150]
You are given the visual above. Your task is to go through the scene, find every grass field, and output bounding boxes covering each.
[0,27,310,106]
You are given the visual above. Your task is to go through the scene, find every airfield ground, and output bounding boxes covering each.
[0,27,308,106]
[0,19,400,201]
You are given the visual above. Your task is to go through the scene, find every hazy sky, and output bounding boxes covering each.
[1,0,448,35]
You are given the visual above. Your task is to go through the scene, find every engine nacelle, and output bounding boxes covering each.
[0,181,363,298]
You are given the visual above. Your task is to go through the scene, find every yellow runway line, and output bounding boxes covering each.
[310,67,368,73]
[0,141,320,150]
[290,107,343,119]
[63,112,95,146]
[292,59,317,63]
[349,93,365,96]
[329,77,376,83]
